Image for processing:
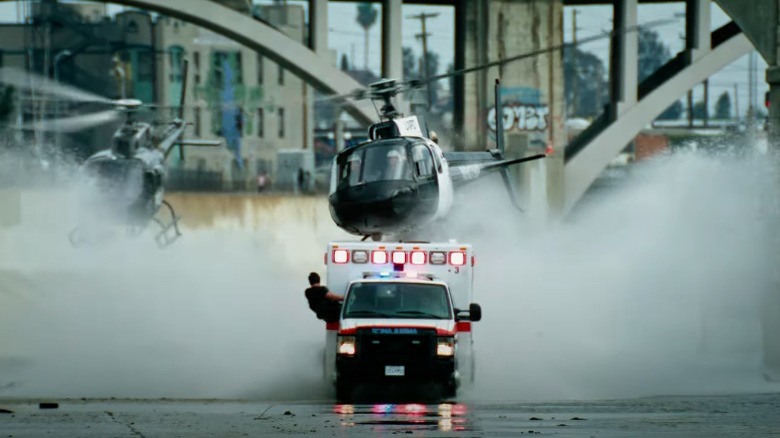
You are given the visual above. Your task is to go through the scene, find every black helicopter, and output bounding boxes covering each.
[1,60,220,248]
[322,17,680,241]
[326,78,547,241]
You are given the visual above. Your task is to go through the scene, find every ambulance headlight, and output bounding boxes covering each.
[436,337,455,357]
[338,336,356,356]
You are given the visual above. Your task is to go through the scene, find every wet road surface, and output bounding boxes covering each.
[1,392,779,437]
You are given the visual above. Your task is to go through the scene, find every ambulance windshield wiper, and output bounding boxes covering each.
[345,310,393,318]
[394,310,446,319]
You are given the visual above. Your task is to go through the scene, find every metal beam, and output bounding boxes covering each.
[3,0,376,125]
[565,32,753,213]
[609,0,638,115]
[686,0,711,61]
[382,0,403,80]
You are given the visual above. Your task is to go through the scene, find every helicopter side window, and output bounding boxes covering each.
[339,150,365,187]
[411,143,434,178]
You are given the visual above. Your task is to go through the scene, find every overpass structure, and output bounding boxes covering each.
[6,0,778,378]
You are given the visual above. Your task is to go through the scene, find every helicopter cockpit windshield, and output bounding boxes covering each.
[337,140,412,187]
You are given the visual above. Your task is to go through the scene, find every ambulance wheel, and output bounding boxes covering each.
[336,381,353,401]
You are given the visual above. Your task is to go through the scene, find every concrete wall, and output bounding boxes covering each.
[463,0,565,220]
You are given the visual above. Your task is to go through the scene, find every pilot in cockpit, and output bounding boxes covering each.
[347,153,362,185]
[385,149,404,180]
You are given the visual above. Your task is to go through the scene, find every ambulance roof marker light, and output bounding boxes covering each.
[410,251,426,265]
[449,251,466,266]
[392,251,407,265]
[372,250,388,264]
[333,249,349,264]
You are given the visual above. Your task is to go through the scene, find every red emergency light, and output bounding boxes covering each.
[410,251,427,265]
[449,251,466,266]
[392,251,407,264]
[371,250,388,264]
[332,249,349,264]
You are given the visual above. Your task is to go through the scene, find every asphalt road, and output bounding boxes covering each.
[2,392,779,437]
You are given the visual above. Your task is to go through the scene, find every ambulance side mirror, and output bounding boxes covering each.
[469,303,482,322]
[455,303,482,322]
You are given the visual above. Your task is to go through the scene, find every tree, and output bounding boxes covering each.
[356,3,378,71]
[638,27,671,82]
[638,27,687,122]
[692,100,708,119]
[714,91,731,119]
[402,47,417,79]
[657,100,683,120]
[420,51,440,106]
[563,47,609,118]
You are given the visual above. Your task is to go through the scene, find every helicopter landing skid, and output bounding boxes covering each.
[153,200,182,249]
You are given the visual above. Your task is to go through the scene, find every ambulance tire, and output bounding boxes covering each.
[442,381,457,400]
[336,381,353,401]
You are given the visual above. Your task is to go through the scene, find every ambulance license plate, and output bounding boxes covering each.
[385,365,405,376]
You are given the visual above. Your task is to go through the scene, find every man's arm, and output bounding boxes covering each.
[325,291,343,301]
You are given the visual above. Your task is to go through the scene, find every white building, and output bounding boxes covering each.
[155,3,314,190]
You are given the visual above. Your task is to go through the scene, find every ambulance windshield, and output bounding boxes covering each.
[342,282,451,319]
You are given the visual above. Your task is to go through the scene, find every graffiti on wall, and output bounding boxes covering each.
[485,86,550,151]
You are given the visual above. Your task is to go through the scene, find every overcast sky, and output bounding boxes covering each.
[0,0,767,118]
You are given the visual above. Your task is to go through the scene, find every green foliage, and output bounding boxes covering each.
[638,27,671,82]
[356,3,378,31]
[658,100,683,120]
[403,47,417,79]
[563,47,608,118]
[714,91,731,119]
[692,100,708,119]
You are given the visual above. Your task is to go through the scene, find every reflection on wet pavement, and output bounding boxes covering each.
[333,402,471,433]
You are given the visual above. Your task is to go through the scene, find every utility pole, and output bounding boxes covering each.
[408,12,439,110]
[572,8,578,117]
[687,89,693,128]
[733,82,740,123]
[703,79,709,127]
[748,50,755,128]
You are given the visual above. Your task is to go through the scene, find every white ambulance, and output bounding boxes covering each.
[322,240,482,400]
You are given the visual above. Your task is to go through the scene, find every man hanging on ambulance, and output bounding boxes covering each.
[304,272,343,322]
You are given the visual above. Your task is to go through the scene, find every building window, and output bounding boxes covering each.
[278,64,284,85]
[194,106,201,137]
[169,46,184,83]
[126,20,138,34]
[278,107,284,138]
[235,52,243,83]
[256,54,264,85]
[193,51,200,84]
[257,107,264,137]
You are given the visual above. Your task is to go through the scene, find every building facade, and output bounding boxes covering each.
[156,4,313,191]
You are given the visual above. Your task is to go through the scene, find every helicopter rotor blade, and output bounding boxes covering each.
[19,110,120,133]
[0,67,113,105]
[405,18,677,90]
[315,18,679,105]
